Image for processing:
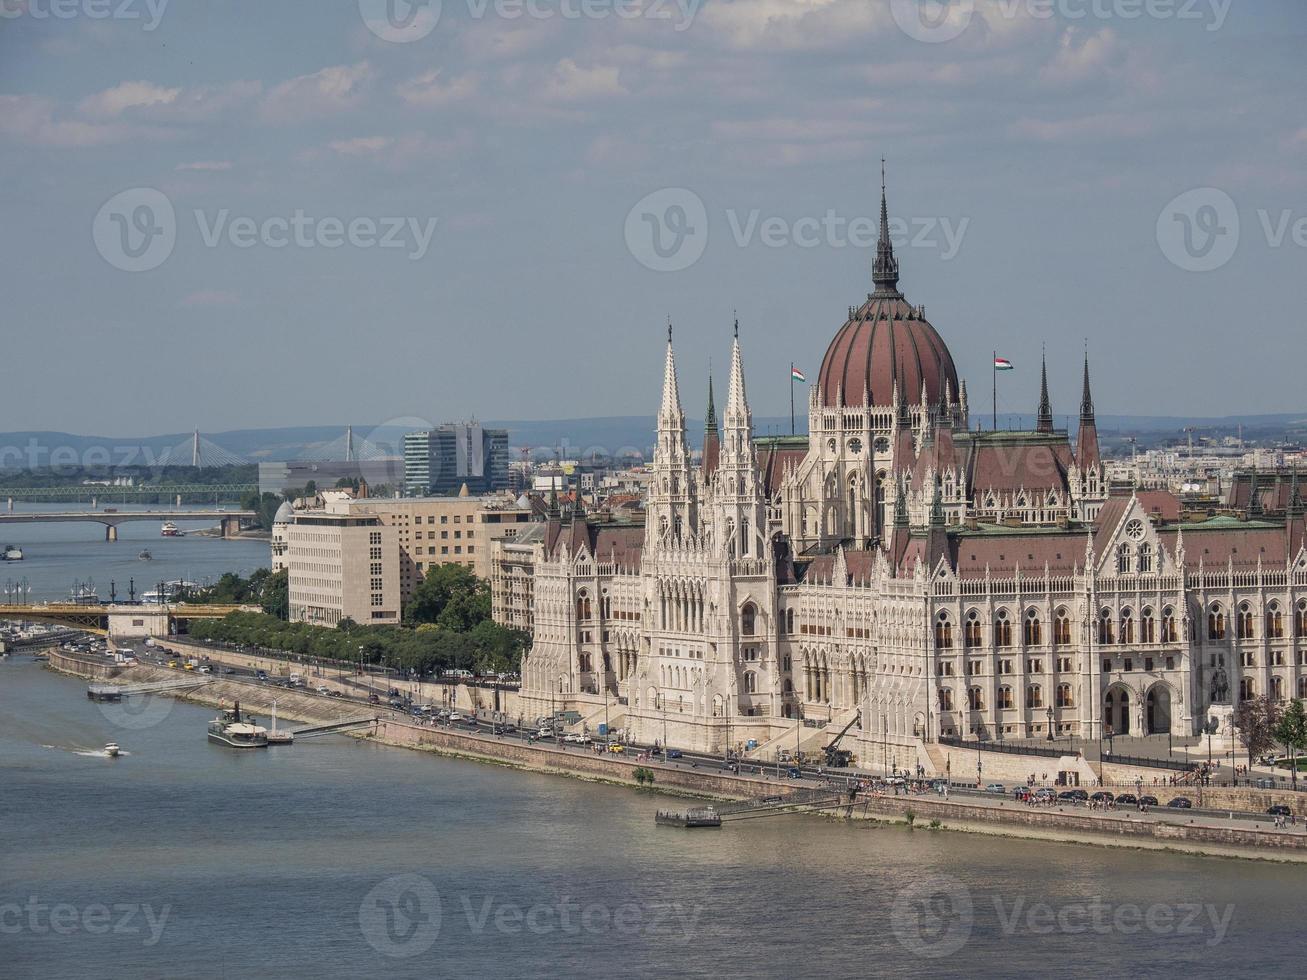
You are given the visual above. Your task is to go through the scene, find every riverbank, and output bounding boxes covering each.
[43,649,1307,863]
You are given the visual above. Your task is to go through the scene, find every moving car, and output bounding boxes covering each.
[1267,804,1292,817]
[985,783,1006,794]
[666,749,682,759]
[1166,797,1193,809]
[1116,794,1138,806]
[1089,791,1114,803]
[1139,795,1159,807]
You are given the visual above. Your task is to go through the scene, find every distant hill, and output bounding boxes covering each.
[1,410,1301,471]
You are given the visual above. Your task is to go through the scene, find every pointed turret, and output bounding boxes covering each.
[1075,351,1100,469]
[659,322,685,430]
[702,369,719,479]
[872,158,900,295]
[1036,350,1054,434]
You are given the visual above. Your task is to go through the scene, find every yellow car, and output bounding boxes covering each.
[608,743,626,754]
[167,660,178,668]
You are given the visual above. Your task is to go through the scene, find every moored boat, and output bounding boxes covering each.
[207,701,269,749]
[654,808,722,829]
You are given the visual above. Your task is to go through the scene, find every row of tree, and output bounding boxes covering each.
[1235,696,1307,786]
[187,562,527,676]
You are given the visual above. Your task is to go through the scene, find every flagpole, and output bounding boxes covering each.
[992,350,998,431]
[790,363,796,436]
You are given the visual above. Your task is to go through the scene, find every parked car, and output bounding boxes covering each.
[1116,794,1138,806]
[316,685,330,695]
[255,670,268,681]
[1139,795,1159,807]
[1057,789,1088,803]
[368,693,380,704]
[1033,787,1058,801]
[197,665,211,674]
[1089,791,1114,803]
[786,767,802,779]
[666,749,683,759]
[985,783,1006,794]
[608,744,626,754]
[1166,797,1194,809]
[1267,804,1292,817]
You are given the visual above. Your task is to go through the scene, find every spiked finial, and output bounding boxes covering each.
[1079,347,1095,424]
[872,157,900,294]
[1037,346,1054,434]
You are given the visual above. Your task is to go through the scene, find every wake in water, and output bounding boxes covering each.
[46,744,133,758]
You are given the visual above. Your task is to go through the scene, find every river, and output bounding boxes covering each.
[1,659,1303,978]
[0,503,268,602]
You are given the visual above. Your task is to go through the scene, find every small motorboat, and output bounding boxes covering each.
[138,550,153,561]
[2,544,23,561]
[105,743,121,758]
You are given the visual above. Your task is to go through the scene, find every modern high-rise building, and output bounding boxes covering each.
[403,424,510,496]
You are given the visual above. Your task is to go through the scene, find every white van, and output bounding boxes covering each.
[289,673,304,687]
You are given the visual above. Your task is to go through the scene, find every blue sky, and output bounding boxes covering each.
[1,0,1304,435]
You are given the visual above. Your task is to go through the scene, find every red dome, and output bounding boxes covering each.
[817,291,958,408]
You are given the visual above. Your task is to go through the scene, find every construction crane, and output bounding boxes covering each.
[822,709,861,767]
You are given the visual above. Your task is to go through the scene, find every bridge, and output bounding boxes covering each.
[0,509,255,540]
[0,602,254,635]
[1,484,257,504]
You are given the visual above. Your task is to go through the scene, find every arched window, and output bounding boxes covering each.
[935,612,954,650]
[1237,602,1255,640]
[744,671,757,694]
[1098,608,1115,645]
[1141,607,1156,644]
[939,688,954,711]
[741,603,756,636]
[998,685,1014,709]
[875,472,887,535]
[964,610,983,648]
[1054,608,1072,646]
[1209,605,1226,640]
[994,609,1012,648]
[1026,684,1043,708]
[1162,606,1178,643]
[785,608,795,634]
[1023,609,1042,646]
[576,590,592,621]
[1137,542,1153,573]
[1056,683,1074,708]
[1297,600,1307,637]
[1271,675,1284,701]
[1120,607,1135,645]
[1266,602,1284,639]
[1239,676,1254,701]
[1117,543,1131,574]
[968,686,984,711]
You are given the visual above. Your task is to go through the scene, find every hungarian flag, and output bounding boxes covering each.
[994,357,1014,371]
[791,366,807,382]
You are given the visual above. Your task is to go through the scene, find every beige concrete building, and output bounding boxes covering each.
[286,510,400,627]
[490,522,548,633]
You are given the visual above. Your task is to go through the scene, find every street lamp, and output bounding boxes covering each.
[1046,705,1054,742]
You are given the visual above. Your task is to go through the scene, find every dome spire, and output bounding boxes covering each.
[872,157,900,294]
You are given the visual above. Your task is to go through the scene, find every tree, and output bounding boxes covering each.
[1234,696,1282,773]
[1273,699,1307,790]
[260,569,289,620]
[404,564,490,630]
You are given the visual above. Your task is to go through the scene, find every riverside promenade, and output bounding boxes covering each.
[44,646,1307,864]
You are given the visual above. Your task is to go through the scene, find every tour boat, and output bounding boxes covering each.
[160,521,184,537]
[69,583,99,605]
[2,544,23,561]
[207,702,269,749]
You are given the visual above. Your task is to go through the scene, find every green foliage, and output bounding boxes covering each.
[187,608,529,677]
[404,564,491,631]
[1235,696,1282,760]
[178,568,288,619]
[633,767,655,786]
[241,491,285,531]
[1274,699,1307,754]
[904,810,916,827]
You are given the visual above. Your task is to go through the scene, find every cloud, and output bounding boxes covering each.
[542,59,626,101]
[180,289,240,308]
[701,0,889,50]
[260,62,373,123]
[0,94,127,147]
[78,80,181,118]
[175,160,233,172]
[1040,27,1123,85]
[327,136,392,156]
[396,70,479,107]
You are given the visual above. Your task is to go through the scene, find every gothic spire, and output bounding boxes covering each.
[704,369,718,436]
[872,158,900,294]
[1037,348,1054,434]
[726,323,749,421]
[659,321,685,427]
[1079,349,1095,424]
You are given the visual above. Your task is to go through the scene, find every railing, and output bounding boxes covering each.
[1102,752,1197,773]
[938,735,1074,760]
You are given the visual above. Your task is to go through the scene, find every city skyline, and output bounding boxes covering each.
[1,1,1305,433]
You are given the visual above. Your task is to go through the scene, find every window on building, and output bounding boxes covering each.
[938,688,953,711]
[1026,684,1043,708]
[998,685,1013,709]
[935,612,953,650]
[1054,608,1071,646]
[1141,607,1155,644]
[967,686,984,711]
[994,609,1012,648]
[1098,608,1115,645]
[1056,683,1073,707]
[965,610,982,648]
[1267,602,1284,639]
[1209,605,1226,640]
[1162,607,1178,643]
[1023,609,1041,646]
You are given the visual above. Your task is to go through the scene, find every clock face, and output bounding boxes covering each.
[1125,519,1146,541]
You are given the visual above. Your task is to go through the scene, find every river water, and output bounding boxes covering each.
[1,660,1303,979]
[0,503,268,602]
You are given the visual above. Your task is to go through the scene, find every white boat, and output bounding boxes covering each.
[138,550,153,561]
[160,521,184,537]
[2,545,23,561]
[207,702,268,749]
[105,743,120,758]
